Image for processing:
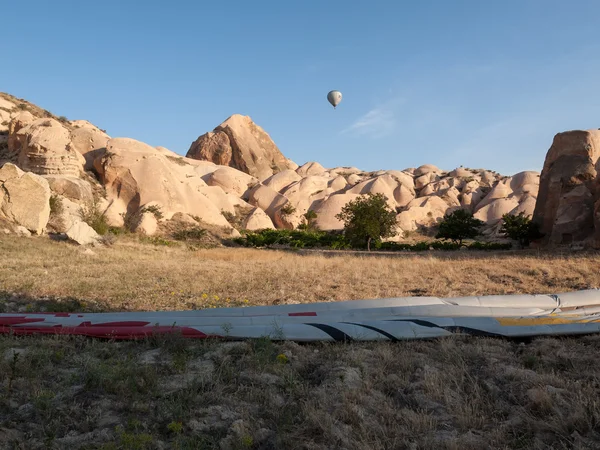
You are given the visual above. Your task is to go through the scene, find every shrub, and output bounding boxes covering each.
[121,204,163,231]
[279,203,297,218]
[436,209,484,246]
[140,236,178,246]
[235,229,512,253]
[98,233,117,246]
[79,198,109,235]
[413,241,432,251]
[235,229,348,249]
[468,241,512,250]
[172,226,207,241]
[298,209,318,231]
[142,204,163,220]
[49,195,64,215]
[329,235,352,250]
[380,240,510,251]
[379,242,413,251]
[108,226,128,236]
[166,155,189,166]
[222,210,236,224]
[335,193,398,251]
[500,212,543,248]
[241,229,289,247]
[430,241,461,250]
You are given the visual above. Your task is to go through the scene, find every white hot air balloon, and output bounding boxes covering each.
[327,90,342,109]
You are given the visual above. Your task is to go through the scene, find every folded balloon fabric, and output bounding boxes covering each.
[1,289,600,341]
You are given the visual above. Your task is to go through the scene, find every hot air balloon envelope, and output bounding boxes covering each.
[327,90,342,108]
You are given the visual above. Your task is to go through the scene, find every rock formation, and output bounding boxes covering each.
[11,118,85,176]
[0,163,51,234]
[203,166,258,197]
[46,195,84,234]
[263,169,302,193]
[242,207,275,230]
[532,129,600,247]
[0,91,550,244]
[66,220,100,245]
[186,114,296,181]
[43,176,94,205]
[2,111,35,166]
[93,137,239,230]
[69,120,110,171]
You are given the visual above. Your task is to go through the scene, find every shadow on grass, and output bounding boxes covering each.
[281,246,600,261]
[0,290,114,314]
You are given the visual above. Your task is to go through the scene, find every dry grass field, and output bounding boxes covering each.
[1,234,600,449]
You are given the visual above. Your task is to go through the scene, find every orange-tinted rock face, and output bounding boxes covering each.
[188,131,233,167]
[186,114,296,181]
[532,129,600,246]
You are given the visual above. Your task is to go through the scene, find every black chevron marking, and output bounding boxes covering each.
[305,324,353,342]
[391,320,504,337]
[440,326,503,337]
[392,319,442,328]
[342,322,398,341]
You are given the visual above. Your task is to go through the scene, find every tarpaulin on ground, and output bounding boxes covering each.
[1,289,600,341]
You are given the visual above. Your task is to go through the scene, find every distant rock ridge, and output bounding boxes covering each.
[0,91,552,245]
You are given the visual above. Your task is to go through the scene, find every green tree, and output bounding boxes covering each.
[436,208,484,246]
[500,212,543,248]
[335,193,397,251]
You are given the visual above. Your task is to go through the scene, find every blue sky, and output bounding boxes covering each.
[3,0,600,175]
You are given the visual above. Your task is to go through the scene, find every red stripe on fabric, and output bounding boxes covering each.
[288,312,317,316]
[0,325,217,340]
[0,317,46,325]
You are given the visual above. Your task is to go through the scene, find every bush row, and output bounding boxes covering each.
[233,229,512,251]
[233,229,350,249]
[378,240,511,251]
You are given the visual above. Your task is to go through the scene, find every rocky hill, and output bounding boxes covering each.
[2,91,596,247]
[186,114,298,181]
